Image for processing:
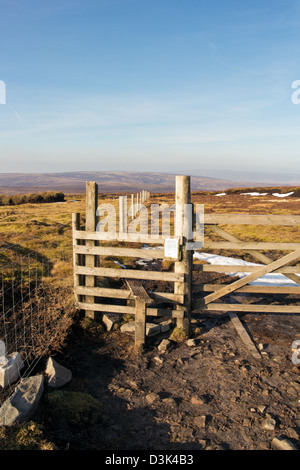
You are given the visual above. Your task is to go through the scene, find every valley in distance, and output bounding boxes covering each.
[0,170,297,195]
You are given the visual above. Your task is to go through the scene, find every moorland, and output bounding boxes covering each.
[0,186,299,450]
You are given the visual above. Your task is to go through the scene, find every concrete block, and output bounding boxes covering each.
[0,352,24,388]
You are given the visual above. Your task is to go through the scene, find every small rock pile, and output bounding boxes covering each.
[0,357,72,426]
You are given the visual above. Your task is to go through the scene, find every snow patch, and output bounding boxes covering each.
[272,192,294,198]
[242,192,268,196]
[193,251,300,286]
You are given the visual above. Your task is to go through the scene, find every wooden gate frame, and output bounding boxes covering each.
[72,176,193,348]
[193,214,300,314]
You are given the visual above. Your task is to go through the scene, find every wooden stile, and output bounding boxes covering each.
[72,181,186,347]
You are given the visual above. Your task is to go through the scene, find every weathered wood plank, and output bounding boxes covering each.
[75,286,132,299]
[204,214,300,226]
[135,299,147,348]
[76,302,185,317]
[74,230,165,244]
[74,286,184,303]
[74,245,165,259]
[202,242,300,251]
[75,265,185,282]
[194,283,300,294]
[200,248,300,305]
[228,312,262,360]
[193,302,300,313]
[193,264,300,274]
[76,302,135,314]
[147,308,184,318]
[149,292,184,304]
[126,279,153,303]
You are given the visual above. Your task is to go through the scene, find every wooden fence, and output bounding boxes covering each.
[72,176,300,348]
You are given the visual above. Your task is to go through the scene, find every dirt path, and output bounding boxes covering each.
[37,310,300,451]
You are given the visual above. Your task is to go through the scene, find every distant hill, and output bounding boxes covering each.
[0,171,269,195]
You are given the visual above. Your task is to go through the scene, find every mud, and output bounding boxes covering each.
[37,308,300,451]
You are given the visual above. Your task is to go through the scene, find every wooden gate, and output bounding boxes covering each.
[192,214,300,314]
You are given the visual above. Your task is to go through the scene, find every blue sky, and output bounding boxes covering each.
[1,0,300,178]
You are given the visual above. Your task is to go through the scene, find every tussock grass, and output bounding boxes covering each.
[45,390,104,425]
[0,422,55,450]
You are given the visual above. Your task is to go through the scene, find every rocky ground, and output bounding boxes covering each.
[36,306,300,451]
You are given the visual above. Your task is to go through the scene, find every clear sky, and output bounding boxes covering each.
[1,0,300,178]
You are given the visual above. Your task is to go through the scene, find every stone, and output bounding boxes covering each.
[190,395,204,406]
[120,321,135,333]
[286,427,300,440]
[0,375,44,426]
[162,397,176,407]
[0,352,24,388]
[198,439,207,449]
[272,436,298,450]
[243,418,251,427]
[258,405,266,413]
[45,357,72,388]
[160,320,173,333]
[146,323,161,337]
[194,415,206,428]
[157,339,172,352]
[261,417,276,431]
[120,322,161,336]
[145,392,160,404]
[153,356,164,365]
[186,339,197,347]
[102,313,122,331]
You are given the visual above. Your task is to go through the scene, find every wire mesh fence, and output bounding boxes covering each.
[0,227,75,405]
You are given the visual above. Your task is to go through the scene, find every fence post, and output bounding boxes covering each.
[174,175,193,335]
[131,194,134,220]
[119,196,127,235]
[85,181,98,319]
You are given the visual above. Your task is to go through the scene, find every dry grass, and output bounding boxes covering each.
[0,422,56,450]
